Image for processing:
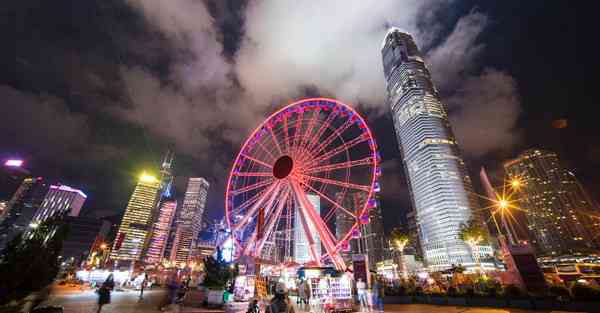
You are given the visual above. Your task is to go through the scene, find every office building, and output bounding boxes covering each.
[381,28,491,270]
[0,177,49,249]
[110,173,161,265]
[294,193,321,264]
[504,149,600,255]
[144,200,177,264]
[335,192,386,269]
[31,185,86,224]
[170,178,209,265]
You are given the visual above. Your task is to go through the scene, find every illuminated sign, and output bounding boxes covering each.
[4,159,23,167]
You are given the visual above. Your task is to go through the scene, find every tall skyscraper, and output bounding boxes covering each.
[31,185,86,224]
[110,173,161,265]
[381,29,490,270]
[144,200,177,265]
[0,177,49,249]
[170,177,209,265]
[294,193,321,264]
[335,192,386,269]
[504,149,600,255]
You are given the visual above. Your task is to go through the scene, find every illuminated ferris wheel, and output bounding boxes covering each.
[224,98,380,270]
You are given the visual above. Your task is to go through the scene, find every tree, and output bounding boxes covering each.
[202,250,238,290]
[390,228,410,279]
[459,219,489,273]
[0,215,68,305]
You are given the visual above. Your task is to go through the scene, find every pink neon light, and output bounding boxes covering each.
[223,98,379,269]
[4,159,23,167]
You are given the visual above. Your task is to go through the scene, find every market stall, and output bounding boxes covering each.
[300,267,353,313]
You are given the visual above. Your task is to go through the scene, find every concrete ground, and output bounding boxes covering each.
[43,286,565,313]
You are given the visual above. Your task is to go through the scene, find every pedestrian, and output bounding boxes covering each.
[139,273,148,300]
[370,276,384,313]
[159,274,180,311]
[303,278,311,310]
[266,282,295,313]
[356,278,368,312]
[96,274,114,313]
[297,279,308,310]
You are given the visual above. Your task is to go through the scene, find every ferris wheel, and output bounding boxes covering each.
[224,98,380,270]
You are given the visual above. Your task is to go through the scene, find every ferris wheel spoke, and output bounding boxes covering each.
[291,109,304,151]
[231,178,273,196]
[232,181,281,232]
[254,188,290,257]
[255,139,278,162]
[232,187,270,215]
[290,180,345,269]
[299,174,371,192]
[303,110,338,153]
[303,156,375,174]
[283,113,291,152]
[297,179,357,219]
[268,126,284,155]
[240,153,273,169]
[308,117,354,157]
[308,132,370,167]
[234,171,273,178]
[297,108,321,152]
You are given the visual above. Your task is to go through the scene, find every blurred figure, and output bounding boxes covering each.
[159,274,180,311]
[266,282,295,313]
[370,276,384,313]
[139,273,148,300]
[96,274,114,313]
[356,278,368,312]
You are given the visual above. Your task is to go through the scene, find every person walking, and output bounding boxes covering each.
[139,273,148,300]
[370,277,384,313]
[159,274,180,311]
[266,282,295,313]
[297,279,310,310]
[96,274,114,313]
[356,278,368,312]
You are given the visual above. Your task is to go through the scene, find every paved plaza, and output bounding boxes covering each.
[39,286,562,313]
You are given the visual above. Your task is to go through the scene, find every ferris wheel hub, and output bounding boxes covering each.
[273,155,294,179]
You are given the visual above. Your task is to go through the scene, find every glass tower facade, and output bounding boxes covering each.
[110,174,161,264]
[170,177,209,265]
[381,28,490,270]
[0,177,49,249]
[294,193,321,264]
[144,200,177,264]
[31,185,86,223]
[504,149,600,255]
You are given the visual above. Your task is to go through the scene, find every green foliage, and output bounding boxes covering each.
[0,216,68,305]
[202,251,238,290]
[390,228,410,248]
[570,283,600,301]
[459,219,489,245]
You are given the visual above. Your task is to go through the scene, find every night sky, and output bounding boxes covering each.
[2,1,598,233]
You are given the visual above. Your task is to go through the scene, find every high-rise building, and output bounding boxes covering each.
[110,173,161,265]
[144,200,177,264]
[170,178,209,265]
[31,185,86,224]
[381,28,491,270]
[504,149,600,255]
[0,177,49,249]
[335,192,386,269]
[294,194,321,264]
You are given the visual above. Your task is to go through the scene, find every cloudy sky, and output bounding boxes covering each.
[2,1,598,231]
